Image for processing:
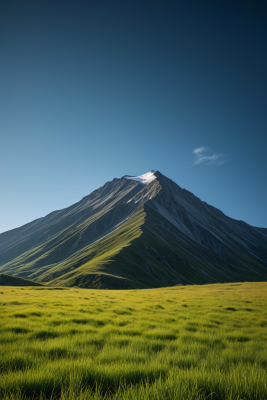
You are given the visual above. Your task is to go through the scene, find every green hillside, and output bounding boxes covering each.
[0,273,43,286]
[68,203,267,289]
[1,200,267,289]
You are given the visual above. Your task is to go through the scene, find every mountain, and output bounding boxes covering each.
[0,171,266,288]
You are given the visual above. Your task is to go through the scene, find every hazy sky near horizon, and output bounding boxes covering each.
[0,0,266,233]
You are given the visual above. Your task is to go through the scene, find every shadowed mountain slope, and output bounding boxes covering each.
[0,171,266,288]
[0,273,43,286]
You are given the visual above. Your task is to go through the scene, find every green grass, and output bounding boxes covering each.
[0,282,267,399]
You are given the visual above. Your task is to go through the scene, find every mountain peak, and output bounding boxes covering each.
[122,170,157,185]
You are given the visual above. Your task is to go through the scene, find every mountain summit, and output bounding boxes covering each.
[122,171,157,185]
[0,171,266,288]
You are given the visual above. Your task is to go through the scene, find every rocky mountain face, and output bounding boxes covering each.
[0,171,266,288]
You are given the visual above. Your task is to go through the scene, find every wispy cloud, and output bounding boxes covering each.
[193,146,224,166]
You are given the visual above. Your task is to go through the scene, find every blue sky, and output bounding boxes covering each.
[1,0,266,233]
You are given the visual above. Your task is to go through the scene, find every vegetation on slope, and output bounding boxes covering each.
[0,273,43,286]
[86,204,267,289]
[0,178,142,279]
[0,282,266,399]
[46,205,146,288]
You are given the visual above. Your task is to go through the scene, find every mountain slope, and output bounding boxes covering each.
[0,171,266,288]
[0,273,43,286]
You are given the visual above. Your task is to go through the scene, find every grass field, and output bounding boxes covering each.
[0,282,267,399]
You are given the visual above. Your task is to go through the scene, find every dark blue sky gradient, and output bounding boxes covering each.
[0,0,266,233]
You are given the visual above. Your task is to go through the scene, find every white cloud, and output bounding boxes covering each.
[193,146,208,157]
[193,147,224,166]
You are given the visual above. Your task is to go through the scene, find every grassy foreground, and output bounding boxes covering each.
[0,282,266,400]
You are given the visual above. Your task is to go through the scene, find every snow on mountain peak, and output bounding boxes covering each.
[122,171,157,185]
